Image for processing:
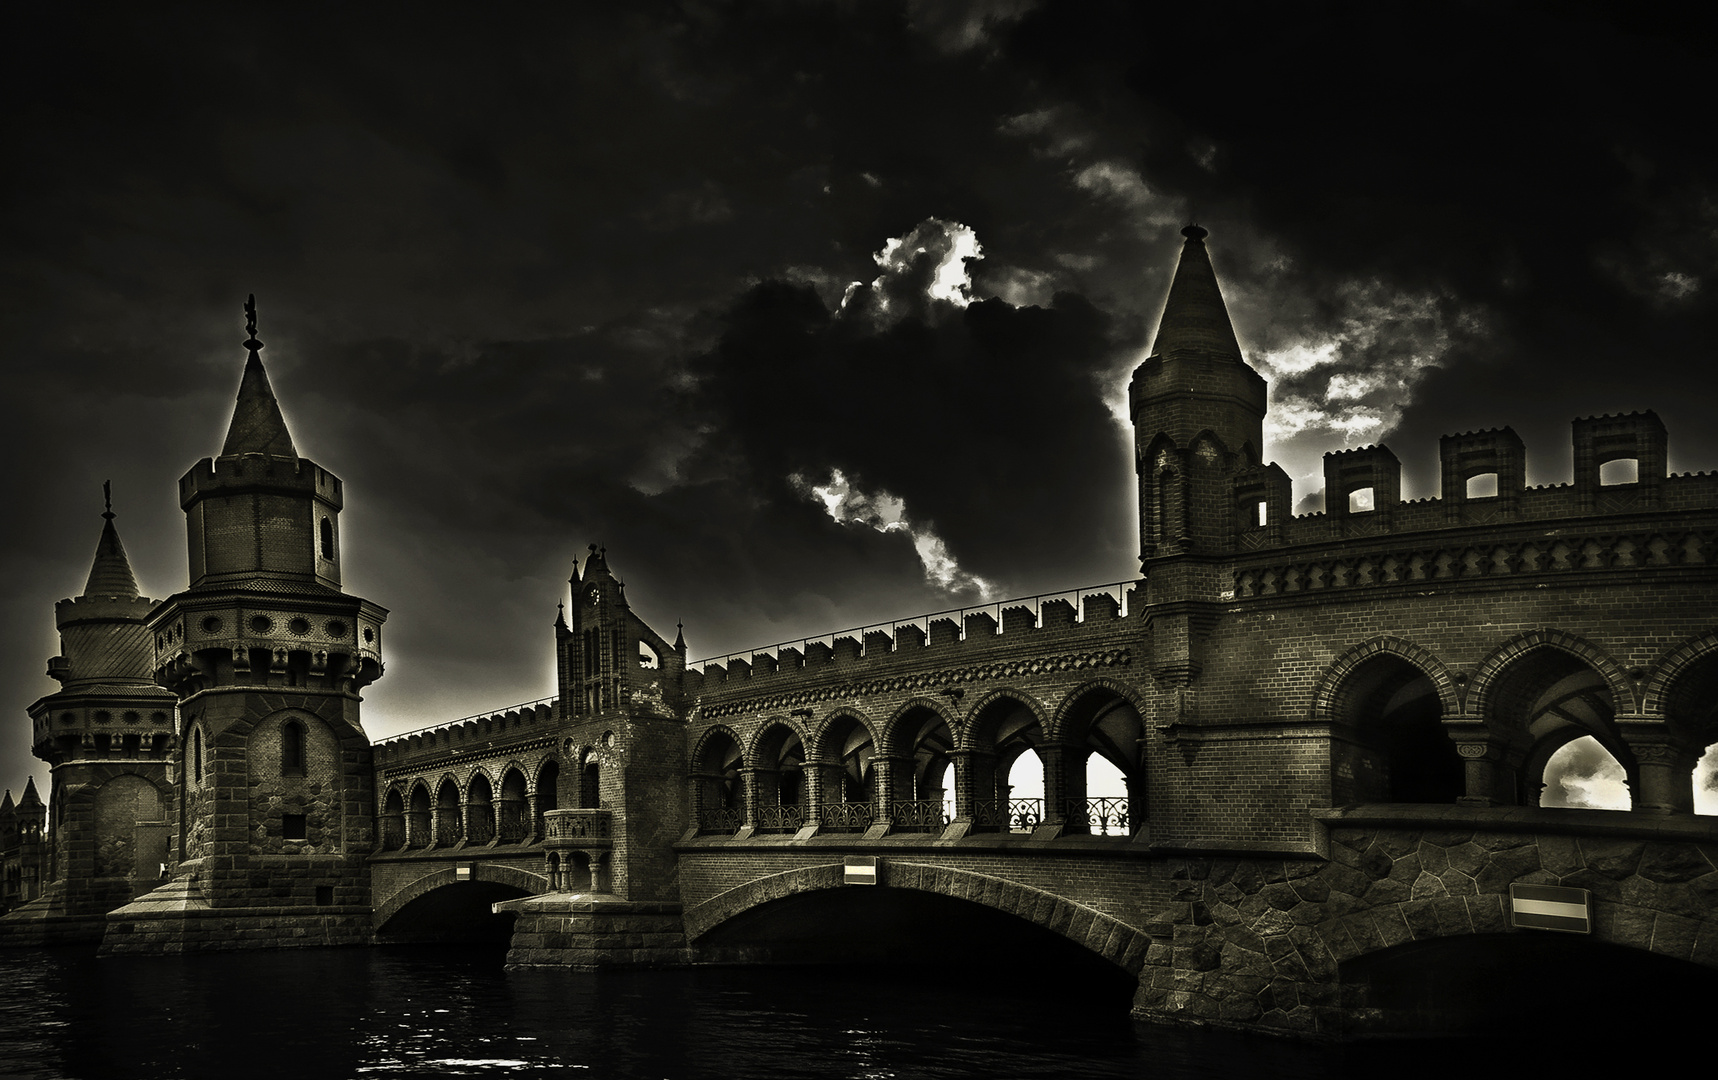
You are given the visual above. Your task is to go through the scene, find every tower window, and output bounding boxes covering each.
[1600,459,1638,486]
[282,814,307,841]
[320,517,335,560]
[1348,487,1376,513]
[1466,473,1499,499]
[281,720,306,776]
[192,727,203,782]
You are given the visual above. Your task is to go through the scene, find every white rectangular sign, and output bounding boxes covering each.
[1510,882,1589,934]
[843,857,877,885]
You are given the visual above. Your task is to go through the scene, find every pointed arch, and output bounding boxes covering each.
[1051,678,1149,835]
[1469,629,1635,720]
[1643,628,1718,731]
[1311,637,1460,723]
[957,688,1051,751]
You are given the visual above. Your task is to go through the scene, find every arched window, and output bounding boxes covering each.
[281,720,306,777]
[192,726,202,782]
[320,517,335,560]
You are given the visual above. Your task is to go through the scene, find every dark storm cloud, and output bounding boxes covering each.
[687,226,1143,592]
[5,1,1715,799]
[1001,0,1718,495]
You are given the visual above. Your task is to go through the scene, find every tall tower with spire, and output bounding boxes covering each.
[103,298,387,950]
[1,492,178,942]
[1130,227,1288,685]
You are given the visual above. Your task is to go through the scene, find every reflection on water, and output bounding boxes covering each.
[0,945,1698,1079]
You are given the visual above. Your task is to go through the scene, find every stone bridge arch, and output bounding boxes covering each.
[681,861,1148,974]
[1137,821,1718,1035]
[372,862,550,931]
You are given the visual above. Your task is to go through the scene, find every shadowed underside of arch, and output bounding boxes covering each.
[682,862,1148,973]
[373,863,550,931]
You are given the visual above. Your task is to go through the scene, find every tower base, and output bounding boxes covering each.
[98,876,373,953]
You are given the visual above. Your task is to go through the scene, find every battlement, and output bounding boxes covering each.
[1221,411,1716,557]
[372,697,557,767]
[683,583,1139,707]
[178,453,342,510]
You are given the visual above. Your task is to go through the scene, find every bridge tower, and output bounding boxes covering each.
[2,494,177,943]
[500,548,688,967]
[1129,225,1277,685]
[101,298,387,952]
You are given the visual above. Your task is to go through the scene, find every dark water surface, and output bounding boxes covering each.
[0,945,1683,1080]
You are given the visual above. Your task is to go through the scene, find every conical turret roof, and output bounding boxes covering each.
[82,497,141,600]
[20,776,42,806]
[1149,225,1245,363]
[220,296,298,457]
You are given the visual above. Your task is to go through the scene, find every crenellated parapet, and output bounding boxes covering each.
[1224,412,1717,562]
[684,586,1141,716]
[373,700,558,769]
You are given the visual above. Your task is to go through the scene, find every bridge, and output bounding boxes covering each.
[367,575,1718,1038]
[14,226,1717,1043]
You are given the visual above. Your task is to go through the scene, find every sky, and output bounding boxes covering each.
[4,1,1716,808]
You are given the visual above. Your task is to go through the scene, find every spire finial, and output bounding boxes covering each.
[1181,223,1207,241]
[243,294,263,356]
[102,479,113,521]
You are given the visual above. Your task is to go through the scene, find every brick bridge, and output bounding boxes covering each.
[370,565,1718,1037]
[13,228,1716,1042]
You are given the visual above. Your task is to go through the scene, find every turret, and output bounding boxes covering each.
[102,297,386,949]
[150,298,384,701]
[1130,226,1268,562]
[29,489,176,768]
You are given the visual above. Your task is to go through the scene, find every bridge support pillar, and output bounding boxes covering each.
[495,894,687,970]
[1449,727,1519,806]
[1619,718,1700,813]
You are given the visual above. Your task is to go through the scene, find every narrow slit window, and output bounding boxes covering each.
[320,517,335,560]
[281,721,306,776]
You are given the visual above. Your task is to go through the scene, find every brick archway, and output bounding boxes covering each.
[681,861,1147,973]
[372,862,549,930]
[1311,637,1460,723]
[1467,628,1635,720]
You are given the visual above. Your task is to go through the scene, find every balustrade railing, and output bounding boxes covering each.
[696,806,745,834]
[755,804,805,833]
[888,800,950,832]
[543,808,613,844]
[970,798,1042,832]
[1064,797,1131,836]
[820,801,876,832]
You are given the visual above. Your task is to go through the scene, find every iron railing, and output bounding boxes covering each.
[820,801,877,832]
[1064,797,1131,835]
[696,806,745,834]
[888,800,950,832]
[755,804,805,833]
[970,798,1042,832]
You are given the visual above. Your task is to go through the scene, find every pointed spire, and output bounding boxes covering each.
[21,776,42,806]
[82,482,141,599]
[1149,225,1245,363]
[674,621,685,652]
[220,294,298,457]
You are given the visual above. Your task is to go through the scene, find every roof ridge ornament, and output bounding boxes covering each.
[244,293,263,356]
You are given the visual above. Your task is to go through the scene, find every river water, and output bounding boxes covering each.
[0,945,1685,1079]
